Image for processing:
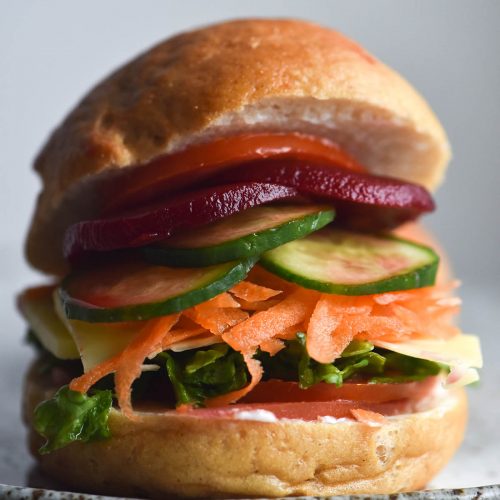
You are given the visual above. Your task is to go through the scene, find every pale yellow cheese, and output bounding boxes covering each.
[64,320,140,372]
[21,292,79,359]
[373,334,482,368]
[373,333,482,387]
[53,293,143,371]
[52,293,220,371]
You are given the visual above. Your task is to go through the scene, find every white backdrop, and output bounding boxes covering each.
[0,0,499,490]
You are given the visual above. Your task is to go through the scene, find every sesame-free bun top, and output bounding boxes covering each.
[27,18,451,275]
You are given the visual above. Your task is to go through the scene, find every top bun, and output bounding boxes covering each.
[26,18,451,275]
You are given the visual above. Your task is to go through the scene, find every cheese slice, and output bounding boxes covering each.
[20,291,79,359]
[65,320,140,372]
[53,293,146,371]
[373,333,482,387]
[52,293,221,371]
[373,334,482,368]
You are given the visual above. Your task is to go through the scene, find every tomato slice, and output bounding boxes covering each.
[101,133,364,215]
[169,378,440,421]
[176,399,416,421]
[240,378,439,404]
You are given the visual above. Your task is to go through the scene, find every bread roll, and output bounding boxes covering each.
[25,19,450,275]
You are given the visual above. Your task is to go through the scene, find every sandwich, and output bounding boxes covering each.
[19,18,482,498]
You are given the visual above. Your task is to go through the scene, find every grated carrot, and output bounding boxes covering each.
[307,295,355,364]
[230,281,282,302]
[223,289,318,354]
[275,325,304,340]
[114,314,179,419]
[69,355,120,394]
[186,305,249,335]
[246,266,297,292]
[259,338,286,355]
[203,292,241,309]
[237,298,281,311]
[161,328,207,350]
[351,408,387,426]
[19,284,57,303]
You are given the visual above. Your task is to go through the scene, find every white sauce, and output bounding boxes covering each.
[233,412,354,424]
[233,409,278,423]
[318,416,351,425]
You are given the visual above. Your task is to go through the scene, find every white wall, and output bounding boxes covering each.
[1,0,499,290]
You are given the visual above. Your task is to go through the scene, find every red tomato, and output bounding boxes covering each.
[240,378,439,404]
[175,378,439,421]
[101,132,364,215]
[178,399,416,421]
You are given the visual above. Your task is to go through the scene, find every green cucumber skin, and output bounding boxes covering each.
[260,234,440,296]
[142,209,335,267]
[59,259,257,323]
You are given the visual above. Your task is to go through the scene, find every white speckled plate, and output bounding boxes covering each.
[1,484,500,499]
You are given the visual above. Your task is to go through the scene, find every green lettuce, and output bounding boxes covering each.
[34,386,112,454]
[257,334,386,388]
[33,336,445,454]
[160,343,248,406]
[370,350,444,383]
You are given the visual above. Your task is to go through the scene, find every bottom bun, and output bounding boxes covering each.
[24,360,467,499]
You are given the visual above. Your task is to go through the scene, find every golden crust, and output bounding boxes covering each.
[26,18,451,275]
[24,363,466,498]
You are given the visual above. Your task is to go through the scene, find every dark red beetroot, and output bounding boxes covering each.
[214,159,435,231]
[63,183,299,263]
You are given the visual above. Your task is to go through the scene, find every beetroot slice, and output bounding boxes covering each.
[214,159,435,231]
[63,182,299,263]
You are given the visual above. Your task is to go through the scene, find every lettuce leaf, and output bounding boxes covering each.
[370,350,445,383]
[160,344,248,406]
[257,334,387,388]
[33,337,445,455]
[34,385,112,454]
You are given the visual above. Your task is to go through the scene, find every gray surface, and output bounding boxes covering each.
[2,485,500,500]
[1,0,499,495]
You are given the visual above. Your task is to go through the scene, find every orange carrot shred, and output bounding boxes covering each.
[186,306,249,335]
[247,266,297,292]
[238,298,281,311]
[204,356,263,407]
[259,338,285,355]
[19,284,57,303]
[230,281,282,302]
[69,355,120,394]
[204,292,241,309]
[115,314,179,419]
[176,403,193,413]
[351,408,387,426]
[307,295,346,364]
[161,328,207,349]
[274,325,303,340]
[223,289,318,354]
[259,324,304,355]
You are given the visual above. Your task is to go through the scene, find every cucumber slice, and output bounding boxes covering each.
[143,205,335,267]
[260,229,439,295]
[59,257,256,323]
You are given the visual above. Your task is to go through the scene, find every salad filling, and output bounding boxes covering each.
[19,136,482,455]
